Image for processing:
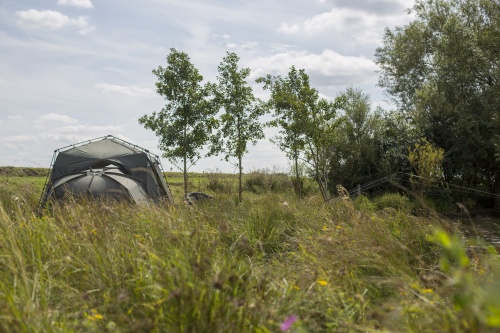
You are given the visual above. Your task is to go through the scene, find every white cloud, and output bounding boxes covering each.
[8,115,23,121]
[55,125,123,134]
[95,83,154,97]
[16,9,94,35]
[40,125,123,141]
[212,34,230,39]
[278,6,411,45]
[2,143,21,150]
[0,79,13,85]
[57,0,94,9]
[36,113,79,125]
[282,9,357,35]
[248,49,377,81]
[3,135,36,143]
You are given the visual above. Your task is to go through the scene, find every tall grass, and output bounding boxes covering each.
[0,180,499,332]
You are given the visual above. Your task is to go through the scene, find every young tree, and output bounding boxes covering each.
[258,67,342,200]
[408,138,445,197]
[139,48,217,198]
[258,67,313,198]
[303,97,343,200]
[212,52,266,203]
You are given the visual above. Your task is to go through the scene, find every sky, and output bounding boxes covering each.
[0,0,415,173]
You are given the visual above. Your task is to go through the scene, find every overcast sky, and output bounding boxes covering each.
[0,0,415,173]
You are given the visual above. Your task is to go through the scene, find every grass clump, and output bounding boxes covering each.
[205,169,235,193]
[374,193,414,214]
[244,168,293,194]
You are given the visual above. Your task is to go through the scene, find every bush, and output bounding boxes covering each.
[374,193,413,213]
[353,195,377,213]
[244,168,293,194]
[206,169,234,193]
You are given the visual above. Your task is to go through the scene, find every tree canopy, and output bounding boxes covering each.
[375,0,500,208]
[212,52,266,203]
[328,88,384,192]
[258,66,342,199]
[139,48,217,197]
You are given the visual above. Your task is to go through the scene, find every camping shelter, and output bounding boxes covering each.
[39,135,173,207]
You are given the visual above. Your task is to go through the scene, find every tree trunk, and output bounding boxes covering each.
[314,147,329,202]
[494,171,500,212]
[183,155,188,199]
[183,123,188,199]
[295,157,302,199]
[317,177,328,202]
[238,156,243,204]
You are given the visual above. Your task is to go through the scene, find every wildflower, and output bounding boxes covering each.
[322,225,328,231]
[336,225,342,229]
[293,285,300,290]
[422,288,433,294]
[317,280,328,286]
[280,315,297,332]
[87,309,104,320]
[90,229,97,235]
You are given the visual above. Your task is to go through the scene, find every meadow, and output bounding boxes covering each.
[0,167,499,332]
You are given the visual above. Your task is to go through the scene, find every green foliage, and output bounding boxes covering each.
[0,166,48,177]
[244,168,293,194]
[353,195,377,213]
[328,87,384,191]
[377,110,421,176]
[375,0,500,208]
[374,193,414,214]
[0,178,42,213]
[257,66,313,163]
[258,67,343,200]
[205,169,234,194]
[429,230,500,330]
[408,138,444,196]
[212,52,267,203]
[139,48,217,197]
[257,66,315,199]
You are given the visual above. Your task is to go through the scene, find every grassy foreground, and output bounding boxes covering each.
[1,173,500,332]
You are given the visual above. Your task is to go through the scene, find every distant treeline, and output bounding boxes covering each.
[0,167,48,177]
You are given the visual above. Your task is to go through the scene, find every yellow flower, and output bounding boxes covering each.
[336,225,341,229]
[422,288,433,294]
[90,229,97,235]
[87,309,104,320]
[322,225,328,231]
[293,285,300,290]
[317,280,328,286]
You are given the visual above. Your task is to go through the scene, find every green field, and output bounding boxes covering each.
[1,168,499,332]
